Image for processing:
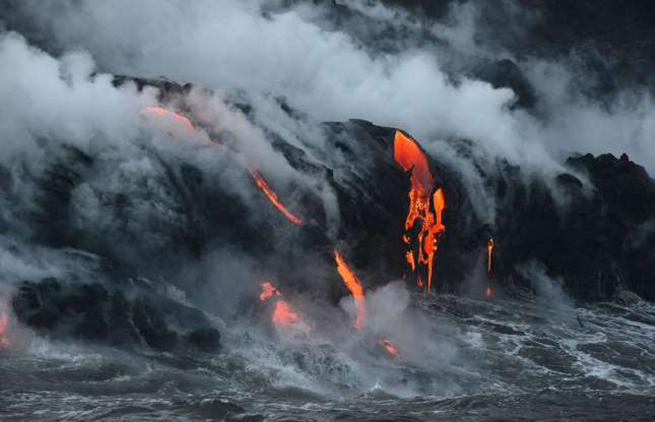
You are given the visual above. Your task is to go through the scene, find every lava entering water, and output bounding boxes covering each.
[0,311,9,347]
[333,249,366,329]
[141,106,304,225]
[393,130,446,292]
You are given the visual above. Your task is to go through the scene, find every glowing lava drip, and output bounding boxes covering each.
[0,311,9,347]
[141,106,304,226]
[393,130,446,293]
[333,249,366,329]
[487,238,494,298]
[259,282,305,328]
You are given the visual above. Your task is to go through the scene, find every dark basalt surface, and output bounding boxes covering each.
[12,277,221,353]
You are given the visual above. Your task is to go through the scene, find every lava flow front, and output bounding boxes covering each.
[393,130,446,293]
[259,282,306,329]
[333,249,366,329]
[141,106,304,226]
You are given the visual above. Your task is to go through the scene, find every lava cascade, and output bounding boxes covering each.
[393,130,446,293]
[141,106,304,225]
[333,249,366,329]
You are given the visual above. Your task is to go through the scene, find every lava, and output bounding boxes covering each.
[141,106,304,226]
[486,284,493,299]
[379,339,400,358]
[141,106,196,131]
[333,249,366,329]
[249,170,304,225]
[405,251,416,272]
[272,300,301,325]
[259,281,307,329]
[0,311,9,347]
[393,130,446,293]
[487,238,494,273]
[260,281,281,301]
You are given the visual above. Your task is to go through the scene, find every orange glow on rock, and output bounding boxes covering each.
[379,339,400,358]
[249,170,304,226]
[393,130,446,293]
[0,311,9,347]
[487,238,494,273]
[486,284,493,299]
[333,249,366,329]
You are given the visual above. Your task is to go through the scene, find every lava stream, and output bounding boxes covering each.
[141,106,304,225]
[487,238,494,273]
[333,249,366,329]
[393,130,446,292]
[141,106,196,131]
[249,170,304,225]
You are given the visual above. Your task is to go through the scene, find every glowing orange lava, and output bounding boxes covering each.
[0,311,9,347]
[405,251,416,272]
[487,238,494,273]
[141,106,304,226]
[260,282,281,301]
[486,284,493,299]
[272,300,301,325]
[250,170,304,225]
[379,339,400,358]
[259,282,307,329]
[393,130,446,293]
[333,249,366,329]
[141,106,196,131]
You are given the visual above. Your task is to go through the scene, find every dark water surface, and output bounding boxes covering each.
[2,291,654,421]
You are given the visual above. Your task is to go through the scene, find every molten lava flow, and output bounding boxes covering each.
[141,106,304,226]
[486,284,493,299]
[405,251,416,272]
[0,311,9,347]
[333,249,366,329]
[487,238,494,273]
[249,170,304,225]
[141,106,196,131]
[393,130,446,293]
[260,281,281,301]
